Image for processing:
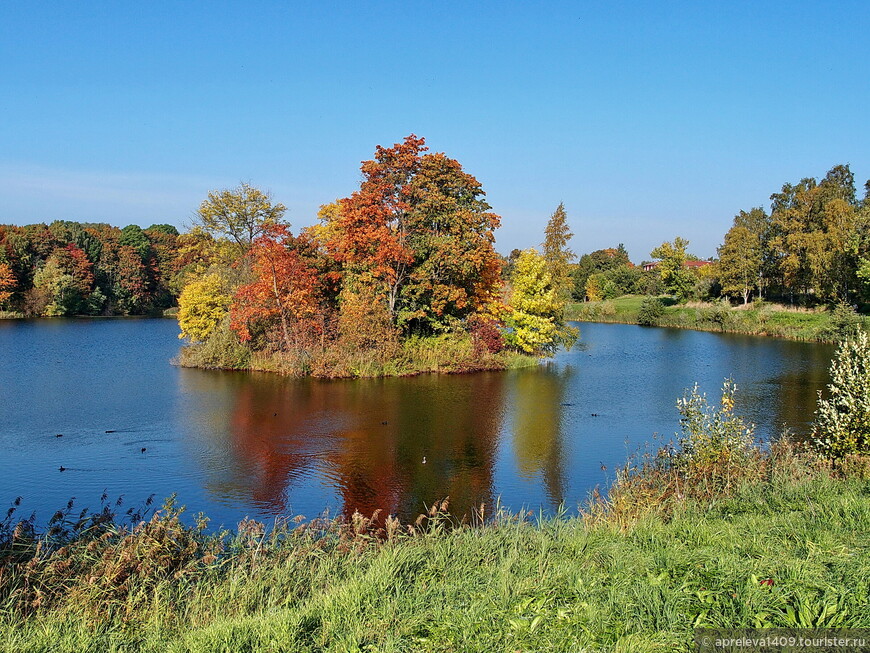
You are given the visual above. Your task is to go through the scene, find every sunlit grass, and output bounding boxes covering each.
[2,440,869,651]
[566,296,865,343]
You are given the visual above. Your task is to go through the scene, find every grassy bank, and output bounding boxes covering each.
[177,329,540,378]
[566,295,867,342]
[2,442,869,652]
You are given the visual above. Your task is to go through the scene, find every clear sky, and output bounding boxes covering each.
[1,1,868,261]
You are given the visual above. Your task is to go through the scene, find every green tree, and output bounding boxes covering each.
[506,249,578,356]
[650,237,695,299]
[733,207,774,297]
[195,183,286,253]
[146,224,180,236]
[717,225,762,304]
[541,202,575,301]
[572,245,630,300]
[33,260,80,316]
[119,225,152,261]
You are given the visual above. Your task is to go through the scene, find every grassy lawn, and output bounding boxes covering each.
[566,295,864,342]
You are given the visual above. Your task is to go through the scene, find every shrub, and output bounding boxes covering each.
[821,301,862,342]
[178,316,252,370]
[813,331,870,457]
[467,314,504,355]
[673,379,755,472]
[701,300,732,330]
[637,297,665,326]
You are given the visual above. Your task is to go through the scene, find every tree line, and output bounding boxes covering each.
[3,152,866,367]
[0,221,188,316]
[561,163,870,308]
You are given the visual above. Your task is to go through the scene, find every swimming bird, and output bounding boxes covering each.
[59,466,66,472]
[141,447,147,453]
[105,430,116,433]
[600,462,607,471]
[55,433,63,438]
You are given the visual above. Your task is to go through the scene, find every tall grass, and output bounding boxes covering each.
[566,296,866,343]
[3,451,869,649]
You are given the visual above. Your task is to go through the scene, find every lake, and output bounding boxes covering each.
[0,318,834,527]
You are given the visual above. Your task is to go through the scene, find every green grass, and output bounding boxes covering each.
[2,447,869,652]
[566,295,865,343]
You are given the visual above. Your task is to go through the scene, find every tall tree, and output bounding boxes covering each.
[328,136,423,317]
[717,225,761,304]
[506,249,578,356]
[196,183,286,253]
[541,202,575,302]
[328,135,502,331]
[769,165,861,302]
[401,152,502,330]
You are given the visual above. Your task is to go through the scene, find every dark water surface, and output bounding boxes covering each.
[0,319,834,527]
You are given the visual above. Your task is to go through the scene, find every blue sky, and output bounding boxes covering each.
[1,1,868,260]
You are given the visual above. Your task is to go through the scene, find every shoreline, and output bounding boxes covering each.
[565,296,863,345]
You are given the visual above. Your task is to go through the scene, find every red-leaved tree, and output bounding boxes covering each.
[328,135,425,316]
[230,224,321,351]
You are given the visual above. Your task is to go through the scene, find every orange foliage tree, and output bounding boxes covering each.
[328,135,502,332]
[230,224,321,351]
[328,135,423,316]
[0,262,15,305]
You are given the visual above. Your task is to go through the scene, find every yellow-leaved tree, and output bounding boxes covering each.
[177,273,233,342]
[506,249,578,355]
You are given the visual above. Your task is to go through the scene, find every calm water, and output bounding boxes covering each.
[0,319,834,527]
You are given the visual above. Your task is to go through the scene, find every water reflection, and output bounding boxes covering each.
[510,366,573,505]
[180,371,509,522]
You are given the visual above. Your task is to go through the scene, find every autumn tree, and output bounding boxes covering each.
[328,136,423,318]
[0,262,15,307]
[541,202,575,302]
[506,249,578,356]
[196,183,286,253]
[230,224,321,352]
[328,135,502,332]
[769,165,861,302]
[177,273,233,342]
[401,152,502,330]
[33,260,78,316]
